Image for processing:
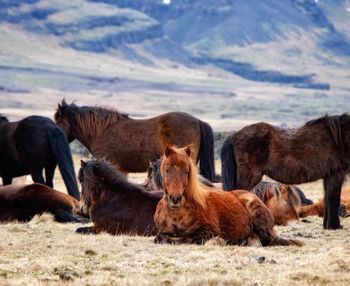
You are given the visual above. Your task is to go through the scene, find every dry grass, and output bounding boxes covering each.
[2,158,350,286]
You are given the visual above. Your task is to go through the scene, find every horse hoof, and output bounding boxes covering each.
[154,234,169,244]
[324,224,343,230]
[301,219,311,223]
[75,227,93,234]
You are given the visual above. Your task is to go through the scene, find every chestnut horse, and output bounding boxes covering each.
[145,159,308,225]
[252,182,301,226]
[299,186,350,218]
[54,100,215,181]
[0,115,79,200]
[154,146,302,246]
[76,159,163,235]
[221,114,350,229]
[0,183,86,223]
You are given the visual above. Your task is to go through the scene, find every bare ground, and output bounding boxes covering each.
[1,158,350,286]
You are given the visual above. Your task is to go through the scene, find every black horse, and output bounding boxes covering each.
[0,115,79,200]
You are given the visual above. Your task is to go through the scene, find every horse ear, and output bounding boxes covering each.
[185,146,191,157]
[164,145,174,157]
[80,160,86,168]
[61,98,67,106]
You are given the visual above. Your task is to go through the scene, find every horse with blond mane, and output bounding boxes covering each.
[145,159,307,226]
[154,146,302,246]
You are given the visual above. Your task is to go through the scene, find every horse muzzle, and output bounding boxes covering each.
[169,194,182,208]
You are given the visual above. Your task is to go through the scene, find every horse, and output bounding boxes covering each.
[154,146,302,246]
[251,182,301,226]
[0,183,87,223]
[54,100,216,181]
[299,186,350,218]
[0,115,80,200]
[145,159,308,225]
[76,159,163,235]
[221,114,350,229]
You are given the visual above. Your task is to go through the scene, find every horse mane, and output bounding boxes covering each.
[305,113,350,147]
[287,185,302,213]
[251,181,281,203]
[82,159,145,194]
[166,147,208,210]
[151,159,164,189]
[57,100,129,137]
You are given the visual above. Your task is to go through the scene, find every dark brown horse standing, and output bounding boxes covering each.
[221,114,350,229]
[0,183,86,223]
[54,100,215,181]
[77,159,163,235]
[0,115,79,200]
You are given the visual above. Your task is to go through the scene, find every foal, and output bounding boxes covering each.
[154,146,302,246]
[77,159,163,235]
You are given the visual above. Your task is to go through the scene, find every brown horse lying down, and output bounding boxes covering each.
[76,159,163,235]
[154,146,303,246]
[145,159,307,226]
[251,182,302,226]
[299,186,350,218]
[0,183,86,223]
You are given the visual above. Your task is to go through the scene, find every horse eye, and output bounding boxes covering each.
[166,167,170,174]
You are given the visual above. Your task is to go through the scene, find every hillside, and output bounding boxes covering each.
[0,0,350,130]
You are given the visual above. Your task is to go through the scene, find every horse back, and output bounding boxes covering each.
[94,112,202,172]
[11,184,77,213]
[205,189,253,242]
[0,183,78,221]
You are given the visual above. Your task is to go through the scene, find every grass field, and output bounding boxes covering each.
[1,158,350,286]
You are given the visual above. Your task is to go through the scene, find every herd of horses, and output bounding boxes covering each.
[1,99,350,247]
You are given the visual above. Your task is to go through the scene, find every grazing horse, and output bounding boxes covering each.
[145,159,308,225]
[54,100,216,181]
[0,183,86,223]
[299,186,350,218]
[76,159,163,235]
[154,146,302,246]
[221,114,350,229]
[0,115,79,200]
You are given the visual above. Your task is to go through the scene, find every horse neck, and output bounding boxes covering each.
[71,114,120,151]
[185,170,208,210]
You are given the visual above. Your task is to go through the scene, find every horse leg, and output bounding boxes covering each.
[31,168,45,185]
[76,226,98,234]
[154,232,185,244]
[54,210,89,223]
[323,175,343,229]
[2,176,12,185]
[45,161,57,188]
[237,167,263,190]
[189,225,216,245]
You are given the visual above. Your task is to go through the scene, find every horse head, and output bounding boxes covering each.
[78,159,101,215]
[54,99,75,142]
[160,145,208,210]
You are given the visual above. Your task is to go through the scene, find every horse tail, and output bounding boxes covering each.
[47,127,80,200]
[292,185,313,205]
[198,120,215,182]
[221,137,237,191]
[270,236,303,247]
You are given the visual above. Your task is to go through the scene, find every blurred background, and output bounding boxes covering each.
[1,0,350,131]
